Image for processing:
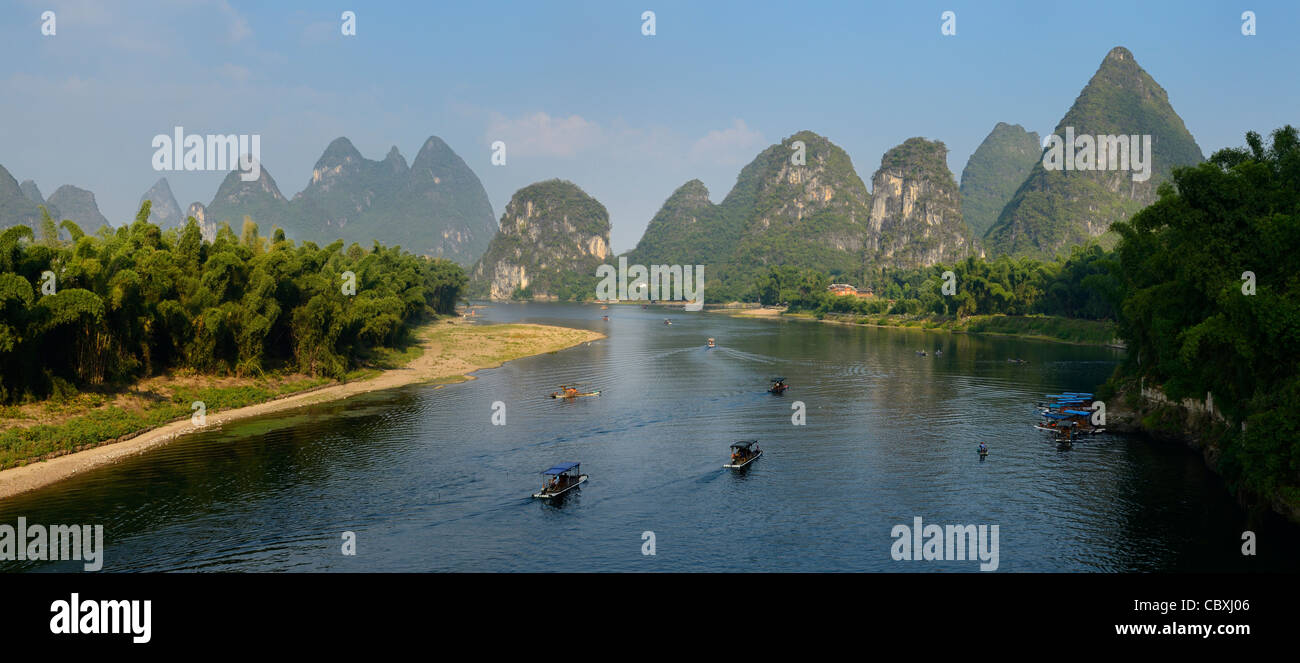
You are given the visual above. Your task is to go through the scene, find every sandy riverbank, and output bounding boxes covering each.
[707,306,787,317]
[0,320,604,500]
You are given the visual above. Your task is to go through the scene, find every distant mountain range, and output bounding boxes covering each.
[620,129,975,294]
[3,46,1207,287]
[203,136,498,266]
[1,136,498,267]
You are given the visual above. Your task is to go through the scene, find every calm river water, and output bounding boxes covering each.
[3,302,1296,572]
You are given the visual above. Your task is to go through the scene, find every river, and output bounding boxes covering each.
[3,302,1296,572]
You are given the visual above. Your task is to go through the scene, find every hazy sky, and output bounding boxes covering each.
[3,0,1297,252]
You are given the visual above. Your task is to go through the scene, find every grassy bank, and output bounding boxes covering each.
[773,310,1120,346]
[0,319,603,473]
[0,377,332,470]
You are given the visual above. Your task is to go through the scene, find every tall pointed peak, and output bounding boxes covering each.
[315,137,364,169]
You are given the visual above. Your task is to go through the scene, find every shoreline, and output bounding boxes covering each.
[0,319,604,501]
[710,307,1123,348]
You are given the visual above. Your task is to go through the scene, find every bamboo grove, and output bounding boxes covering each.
[0,203,466,403]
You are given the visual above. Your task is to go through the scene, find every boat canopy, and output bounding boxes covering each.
[1063,409,1094,416]
[730,440,758,449]
[542,462,580,475]
[771,377,786,382]
[1043,412,1073,420]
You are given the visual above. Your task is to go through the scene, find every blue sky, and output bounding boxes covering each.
[2,0,1297,251]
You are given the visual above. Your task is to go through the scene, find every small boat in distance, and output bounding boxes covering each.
[664,318,673,326]
[1052,421,1078,448]
[723,440,762,469]
[707,337,715,348]
[550,384,601,399]
[978,442,988,458]
[532,462,588,499]
[768,377,788,394]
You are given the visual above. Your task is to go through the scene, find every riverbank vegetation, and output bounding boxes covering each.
[786,310,1118,346]
[0,203,466,404]
[1104,126,1300,513]
[740,243,1120,344]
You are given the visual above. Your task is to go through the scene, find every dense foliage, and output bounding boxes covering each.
[0,203,466,403]
[756,244,1120,321]
[1111,126,1300,503]
[959,122,1041,238]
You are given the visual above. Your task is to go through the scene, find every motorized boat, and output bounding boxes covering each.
[532,462,588,499]
[550,384,601,399]
[1052,420,1078,448]
[723,440,762,469]
[707,337,715,348]
[768,377,788,394]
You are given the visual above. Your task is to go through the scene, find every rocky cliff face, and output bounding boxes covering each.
[986,47,1204,258]
[471,180,611,299]
[626,130,985,295]
[867,137,975,268]
[960,123,1041,238]
[1108,379,1299,523]
[627,130,875,293]
[729,131,874,267]
[139,177,183,228]
[46,185,109,231]
[185,202,216,242]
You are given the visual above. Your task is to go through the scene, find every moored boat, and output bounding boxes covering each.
[532,462,588,499]
[723,440,762,469]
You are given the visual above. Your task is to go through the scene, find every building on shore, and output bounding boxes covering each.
[828,283,874,298]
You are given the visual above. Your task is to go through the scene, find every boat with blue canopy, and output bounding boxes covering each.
[532,462,588,499]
